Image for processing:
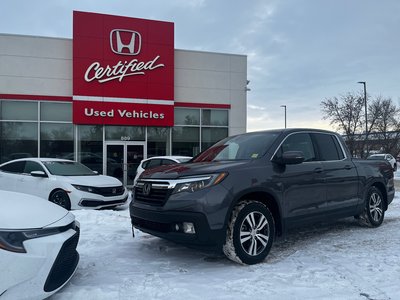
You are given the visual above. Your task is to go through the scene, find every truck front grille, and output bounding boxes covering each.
[134,181,172,206]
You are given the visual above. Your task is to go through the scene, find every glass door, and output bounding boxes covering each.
[126,144,145,187]
[105,142,145,187]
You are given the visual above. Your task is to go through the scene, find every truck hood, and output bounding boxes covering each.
[140,160,251,180]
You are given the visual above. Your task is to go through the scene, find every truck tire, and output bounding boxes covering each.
[358,186,385,227]
[223,200,275,265]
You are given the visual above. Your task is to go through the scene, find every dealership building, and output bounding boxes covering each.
[0,11,247,186]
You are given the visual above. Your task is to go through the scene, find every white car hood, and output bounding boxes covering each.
[56,174,123,187]
[0,190,70,229]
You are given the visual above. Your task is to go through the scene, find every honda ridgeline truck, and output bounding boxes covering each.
[130,129,395,264]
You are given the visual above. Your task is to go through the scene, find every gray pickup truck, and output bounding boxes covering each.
[130,129,395,264]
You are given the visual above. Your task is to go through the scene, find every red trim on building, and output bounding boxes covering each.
[0,94,73,102]
[0,94,231,110]
[175,102,231,109]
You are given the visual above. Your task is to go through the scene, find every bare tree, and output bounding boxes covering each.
[368,96,400,156]
[321,93,400,158]
[321,92,364,156]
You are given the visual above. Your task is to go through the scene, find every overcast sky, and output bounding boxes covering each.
[1,0,399,132]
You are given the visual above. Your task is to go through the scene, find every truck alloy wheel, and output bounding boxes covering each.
[359,186,385,227]
[223,201,275,265]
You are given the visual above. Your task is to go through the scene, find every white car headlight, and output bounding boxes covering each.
[0,222,78,253]
[172,173,228,194]
[72,184,96,193]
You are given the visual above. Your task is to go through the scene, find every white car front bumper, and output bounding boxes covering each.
[70,187,129,209]
[0,223,80,300]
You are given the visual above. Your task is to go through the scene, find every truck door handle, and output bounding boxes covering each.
[314,168,323,173]
[344,165,352,170]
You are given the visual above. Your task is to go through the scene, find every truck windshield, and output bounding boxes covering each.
[193,132,279,162]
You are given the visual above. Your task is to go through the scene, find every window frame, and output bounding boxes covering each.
[311,133,346,162]
[0,160,26,174]
[272,131,347,163]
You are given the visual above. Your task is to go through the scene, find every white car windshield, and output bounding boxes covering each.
[43,161,97,176]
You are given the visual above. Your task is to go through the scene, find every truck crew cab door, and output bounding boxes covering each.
[311,133,359,215]
[272,132,326,226]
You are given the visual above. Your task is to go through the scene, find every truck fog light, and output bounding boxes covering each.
[183,222,195,234]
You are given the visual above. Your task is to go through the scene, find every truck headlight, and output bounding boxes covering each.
[173,173,228,194]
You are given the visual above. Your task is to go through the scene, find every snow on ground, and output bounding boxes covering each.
[51,188,400,300]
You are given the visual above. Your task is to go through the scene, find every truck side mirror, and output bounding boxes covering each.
[273,151,305,165]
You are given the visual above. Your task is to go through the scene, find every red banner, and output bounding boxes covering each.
[73,101,174,126]
[73,11,174,126]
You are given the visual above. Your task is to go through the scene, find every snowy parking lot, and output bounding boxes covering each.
[52,186,400,300]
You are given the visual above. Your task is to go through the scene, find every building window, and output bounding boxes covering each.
[201,127,229,151]
[147,127,170,157]
[0,100,75,163]
[0,101,37,121]
[77,125,104,174]
[40,123,74,158]
[174,108,200,125]
[202,109,228,126]
[39,102,73,159]
[0,122,38,163]
[172,127,200,156]
[40,102,72,122]
[105,126,145,141]
[172,107,229,156]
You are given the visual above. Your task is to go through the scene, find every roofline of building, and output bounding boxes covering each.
[0,33,247,58]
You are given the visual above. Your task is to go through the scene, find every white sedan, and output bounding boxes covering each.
[133,156,192,186]
[0,158,129,210]
[367,153,397,171]
[0,190,80,300]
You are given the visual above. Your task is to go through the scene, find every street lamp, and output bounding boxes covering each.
[357,81,368,156]
[280,105,287,128]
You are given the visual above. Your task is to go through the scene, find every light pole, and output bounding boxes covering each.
[358,81,368,156]
[280,105,287,128]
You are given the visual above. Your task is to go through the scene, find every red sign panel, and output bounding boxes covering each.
[73,100,174,126]
[72,11,174,126]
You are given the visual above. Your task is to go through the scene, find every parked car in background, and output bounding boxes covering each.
[0,190,80,299]
[133,156,192,186]
[0,158,128,210]
[367,153,397,171]
[61,152,123,177]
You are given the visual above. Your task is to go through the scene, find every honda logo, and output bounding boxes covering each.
[142,183,152,196]
[110,29,141,55]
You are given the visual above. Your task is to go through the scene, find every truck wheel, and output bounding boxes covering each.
[358,186,385,227]
[223,201,275,265]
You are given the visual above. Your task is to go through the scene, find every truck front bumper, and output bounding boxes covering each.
[130,205,226,250]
